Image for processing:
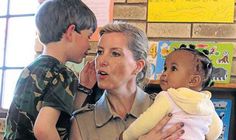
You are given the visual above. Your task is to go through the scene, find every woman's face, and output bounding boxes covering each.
[95,32,138,90]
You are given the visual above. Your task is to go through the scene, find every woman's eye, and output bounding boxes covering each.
[96,50,103,55]
[111,51,121,57]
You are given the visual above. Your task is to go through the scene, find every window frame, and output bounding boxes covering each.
[0,0,38,115]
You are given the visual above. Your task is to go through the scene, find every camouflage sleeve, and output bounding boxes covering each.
[42,69,78,115]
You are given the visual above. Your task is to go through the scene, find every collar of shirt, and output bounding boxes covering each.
[94,87,152,127]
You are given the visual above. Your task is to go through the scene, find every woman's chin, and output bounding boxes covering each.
[97,82,109,89]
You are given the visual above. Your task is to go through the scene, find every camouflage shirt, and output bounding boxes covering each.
[4,55,78,140]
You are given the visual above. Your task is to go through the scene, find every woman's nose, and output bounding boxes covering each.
[100,61,108,67]
[97,55,108,67]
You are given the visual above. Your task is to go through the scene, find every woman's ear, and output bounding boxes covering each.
[189,75,202,88]
[133,59,145,75]
[64,24,76,42]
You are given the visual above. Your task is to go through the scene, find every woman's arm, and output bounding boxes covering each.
[79,60,96,88]
[70,117,83,140]
[74,60,96,110]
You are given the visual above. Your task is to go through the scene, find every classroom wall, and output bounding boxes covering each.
[34,0,236,82]
[109,0,236,139]
[86,0,236,82]
[2,0,236,139]
[111,1,236,139]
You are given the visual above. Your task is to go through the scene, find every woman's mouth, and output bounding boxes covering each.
[98,71,108,75]
[97,70,108,79]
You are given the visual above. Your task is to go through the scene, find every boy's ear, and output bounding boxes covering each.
[64,24,76,41]
[189,75,202,87]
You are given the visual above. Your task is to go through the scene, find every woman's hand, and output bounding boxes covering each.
[73,60,97,109]
[79,60,96,89]
[138,113,184,140]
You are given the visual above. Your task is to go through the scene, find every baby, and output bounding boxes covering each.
[122,44,223,140]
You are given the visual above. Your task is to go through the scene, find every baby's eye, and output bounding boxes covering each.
[163,66,167,72]
[111,51,121,57]
[96,49,103,56]
[171,66,177,71]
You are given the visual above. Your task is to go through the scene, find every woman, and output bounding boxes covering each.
[70,22,184,140]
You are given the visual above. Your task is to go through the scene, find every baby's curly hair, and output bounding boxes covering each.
[174,44,214,89]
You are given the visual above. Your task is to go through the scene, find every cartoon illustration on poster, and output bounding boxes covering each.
[149,41,234,83]
[211,98,232,140]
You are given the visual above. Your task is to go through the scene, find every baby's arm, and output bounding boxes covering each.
[123,92,172,140]
[206,110,223,140]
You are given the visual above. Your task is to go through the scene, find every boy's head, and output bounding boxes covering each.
[160,44,213,91]
[35,0,97,45]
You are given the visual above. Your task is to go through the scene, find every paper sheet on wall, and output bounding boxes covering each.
[82,0,114,41]
[148,0,235,23]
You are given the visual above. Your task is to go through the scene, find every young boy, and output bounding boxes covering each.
[4,0,97,139]
[122,45,223,140]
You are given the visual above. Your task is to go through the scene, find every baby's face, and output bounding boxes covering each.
[160,50,198,91]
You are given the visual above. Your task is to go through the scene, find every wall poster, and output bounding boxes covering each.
[148,41,234,84]
[148,0,235,23]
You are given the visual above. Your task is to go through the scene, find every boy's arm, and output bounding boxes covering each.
[34,107,61,140]
[123,92,172,140]
[206,111,223,140]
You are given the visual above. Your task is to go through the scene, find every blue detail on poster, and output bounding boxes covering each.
[155,41,171,80]
[211,98,232,140]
